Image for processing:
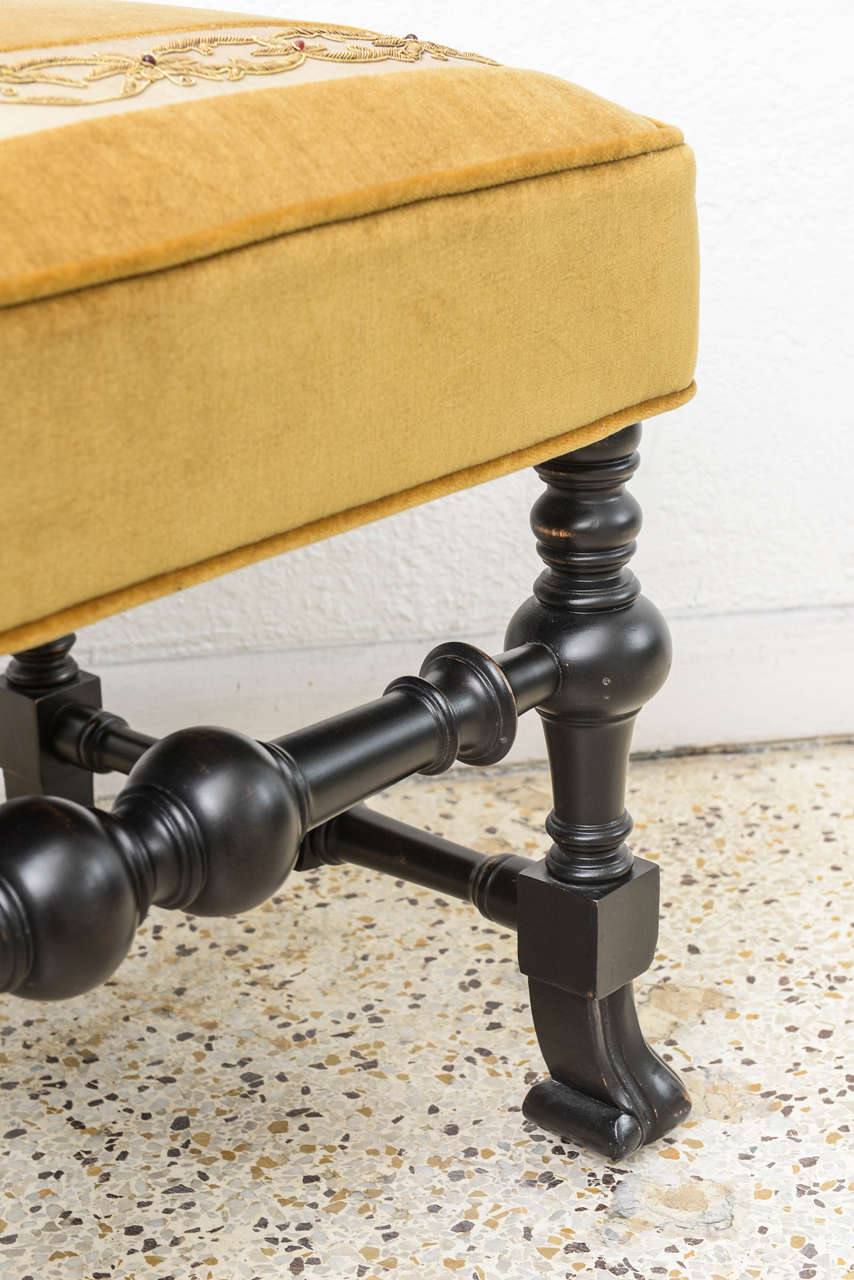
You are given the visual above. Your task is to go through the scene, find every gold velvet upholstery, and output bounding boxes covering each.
[0,1,698,652]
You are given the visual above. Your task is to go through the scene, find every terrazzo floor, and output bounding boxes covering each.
[0,740,852,1280]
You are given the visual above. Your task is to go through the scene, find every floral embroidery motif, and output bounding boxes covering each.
[0,26,499,107]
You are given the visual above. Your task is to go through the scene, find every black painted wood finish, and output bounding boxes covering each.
[0,421,690,1158]
[300,803,530,930]
[505,423,690,1154]
[0,634,103,805]
[0,640,558,999]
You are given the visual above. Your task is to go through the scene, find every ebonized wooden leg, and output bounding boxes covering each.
[505,423,690,1156]
[0,433,692,1159]
[0,634,102,805]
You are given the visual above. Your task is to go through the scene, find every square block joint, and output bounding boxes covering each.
[517,857,660,999]
[0,670,102,804]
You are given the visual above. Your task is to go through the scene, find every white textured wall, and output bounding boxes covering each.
[8,0,853,762]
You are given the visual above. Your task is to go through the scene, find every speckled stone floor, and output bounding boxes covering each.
[0,740,852,1280]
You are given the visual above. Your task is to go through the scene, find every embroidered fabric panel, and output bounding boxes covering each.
[0,25,498,138]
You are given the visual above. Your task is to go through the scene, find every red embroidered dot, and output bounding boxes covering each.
[293,39,306,50]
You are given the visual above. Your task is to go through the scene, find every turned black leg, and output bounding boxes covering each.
[505,423,690,1156]
[0,634,103,804]
[0,453,689,1160]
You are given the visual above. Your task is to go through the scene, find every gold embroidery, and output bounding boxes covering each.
[0,27,499,107]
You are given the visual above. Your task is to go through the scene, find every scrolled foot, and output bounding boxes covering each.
[522,1079,644,1160]
[525,978,691,1154]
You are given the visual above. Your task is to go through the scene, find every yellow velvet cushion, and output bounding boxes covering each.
[0,1,698,652]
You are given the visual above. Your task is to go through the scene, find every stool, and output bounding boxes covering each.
[0,1,699,1160]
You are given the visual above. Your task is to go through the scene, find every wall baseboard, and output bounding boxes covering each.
[2,605,850,802]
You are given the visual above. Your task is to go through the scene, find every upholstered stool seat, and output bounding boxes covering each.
[0,0,697,652]
[0,1,701,1162]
